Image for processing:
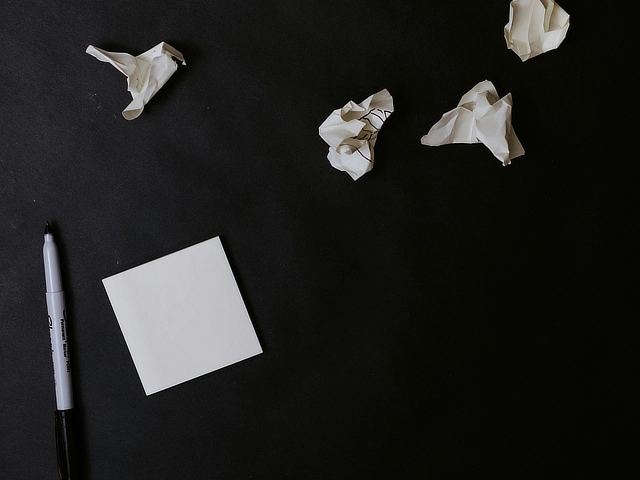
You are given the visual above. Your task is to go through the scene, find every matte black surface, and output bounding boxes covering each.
[1,1,636,478]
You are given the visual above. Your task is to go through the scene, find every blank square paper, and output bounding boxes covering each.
[102,237,262,395]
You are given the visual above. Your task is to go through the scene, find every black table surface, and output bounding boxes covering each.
[1,1,636,478]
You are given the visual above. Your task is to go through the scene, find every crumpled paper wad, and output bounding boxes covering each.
[318,89,394,180]
[504,0,570,61]
[86,42,186,120]
[421,80,524,166]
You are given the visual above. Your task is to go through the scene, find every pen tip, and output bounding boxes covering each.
[45,222,51,235]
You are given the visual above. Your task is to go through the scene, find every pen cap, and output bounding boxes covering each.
[55,409,77,480]
[43,234,63,293]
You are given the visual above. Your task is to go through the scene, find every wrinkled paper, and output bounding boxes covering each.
[504,0,570,61]
[319,89,394,180]
[86,42,186,120]
[421,80,524,166]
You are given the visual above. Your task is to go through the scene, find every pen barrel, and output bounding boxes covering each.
[46,291,74,410]
[55,409,76,480]
[43,234,64,293]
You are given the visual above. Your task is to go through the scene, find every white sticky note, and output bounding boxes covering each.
[102,237,262,395]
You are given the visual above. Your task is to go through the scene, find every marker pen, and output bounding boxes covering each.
[43,222,77,479]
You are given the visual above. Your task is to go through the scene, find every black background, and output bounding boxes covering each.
[1,1,637,478]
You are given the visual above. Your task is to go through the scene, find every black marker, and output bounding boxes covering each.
[43,222,77,479]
